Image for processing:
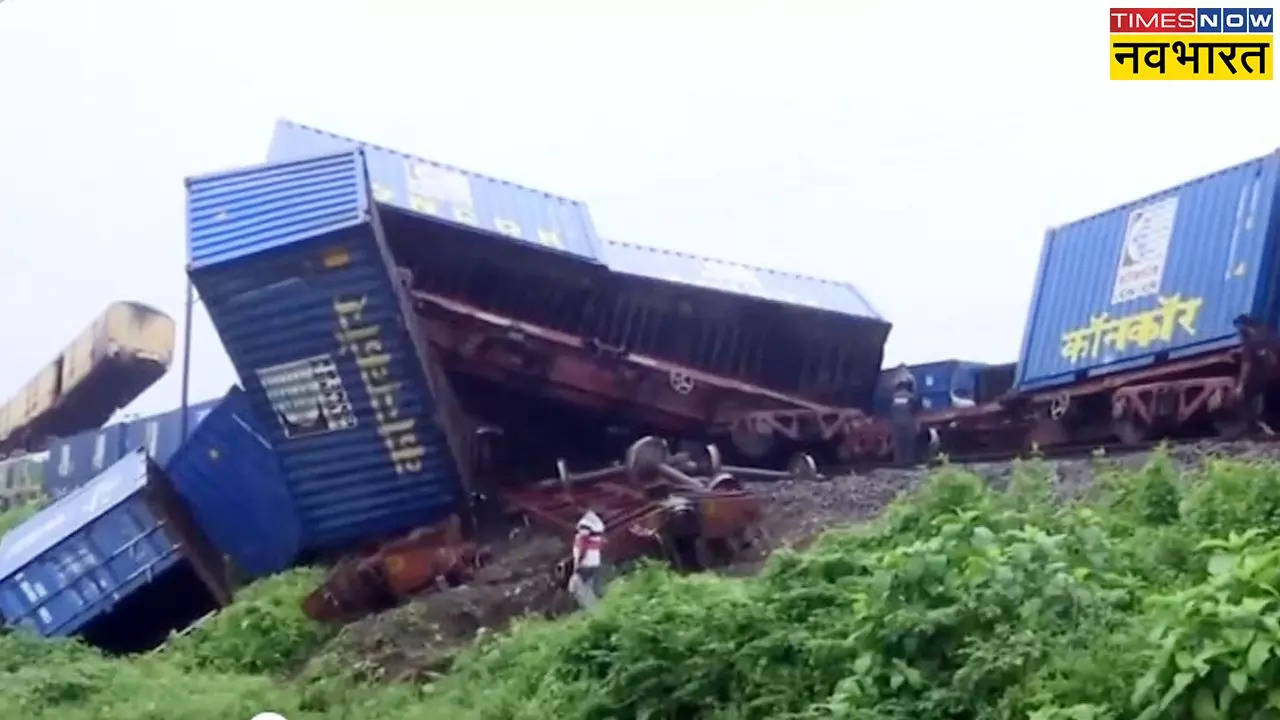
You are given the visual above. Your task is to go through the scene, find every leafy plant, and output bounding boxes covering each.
[1133,531,1280,720]
[162,567,333,674]
[1181,459,1280,540]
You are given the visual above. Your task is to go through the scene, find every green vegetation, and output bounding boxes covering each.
[0,500,41,536]
[7,450,1280,718]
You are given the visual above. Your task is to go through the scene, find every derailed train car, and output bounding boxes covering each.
[0,450,231,652]
[267,121,890,472]
[0,302,175,455]
[180,123,888,553]
[0,387,299,651]
[186,150,468,553]
[766,147,1280,461]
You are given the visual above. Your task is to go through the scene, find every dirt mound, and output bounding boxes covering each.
[304,532,574,682]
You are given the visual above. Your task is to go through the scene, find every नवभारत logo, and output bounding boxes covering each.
[1110,7,1274,79]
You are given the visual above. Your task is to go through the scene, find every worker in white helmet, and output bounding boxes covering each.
[568,509,606,609]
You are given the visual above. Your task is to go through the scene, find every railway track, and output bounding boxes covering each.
[815,430,1280,479]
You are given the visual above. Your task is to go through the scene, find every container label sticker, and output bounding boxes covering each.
[1111,196,1178,304]
[256,355,357,439]
[405,160,474,211]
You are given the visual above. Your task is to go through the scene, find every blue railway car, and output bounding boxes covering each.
[185,150,465,552]
[1017,150,1280,391]
[43,399,220,499]
[122,399,220,469]
[43,423,129,499]
[0,450,231,651]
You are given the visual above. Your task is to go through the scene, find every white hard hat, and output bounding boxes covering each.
[251,713,288,720]
[576,510,605,533]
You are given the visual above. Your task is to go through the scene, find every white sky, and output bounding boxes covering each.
[1,0,1278,419]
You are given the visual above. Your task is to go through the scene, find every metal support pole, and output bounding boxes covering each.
[180,277,194,439]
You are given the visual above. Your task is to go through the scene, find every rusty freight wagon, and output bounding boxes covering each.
[266,121,891,471]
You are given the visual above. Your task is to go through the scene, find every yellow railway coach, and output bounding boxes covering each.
[0,302,175,454]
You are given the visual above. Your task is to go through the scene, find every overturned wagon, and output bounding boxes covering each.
[0,387,300,651]
[0,302,175,456]
[268,121,890,473]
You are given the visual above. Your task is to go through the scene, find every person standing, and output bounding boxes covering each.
[568,509,605,609]
[889,364,921,466]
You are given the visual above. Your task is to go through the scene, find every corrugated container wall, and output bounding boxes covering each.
[123,400,219,468]
[166,387,299,578]
[1017,151,1280,391]
[43,423,127,498]
[267,119,603,263]
[185,150,463,552]
[601,239,882,320]
[42,399,219,499]
[0,450,229,649]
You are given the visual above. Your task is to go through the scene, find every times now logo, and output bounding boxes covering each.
[1110,7,1275,32]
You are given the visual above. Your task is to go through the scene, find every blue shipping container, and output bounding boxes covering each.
[0,450,229,648]
[43,399,220,499]
[267,119,603,263]
[43,423,128,498]
[166,386,300,577]
[123,399,220,470]
[186,149,464,551]
[1017,151,1280,391]
[873,360,985,415]
[602,239,883,320]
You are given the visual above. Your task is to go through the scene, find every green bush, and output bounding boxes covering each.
[163,567,334,675]
[0,500,41,538]
[1098,450,1182,527]
[1181,459,1280,540]
[1132,530,1280,719]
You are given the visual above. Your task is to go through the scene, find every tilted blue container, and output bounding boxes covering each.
[601,239,883,321]
[1016,151,1280,391]
[185,150,464,552]
[43,423,128,499]
[42,399,221,500]
[0,450,230,648]
[267,119,603,264]
[123,399,220,470]
[165,386,299,578]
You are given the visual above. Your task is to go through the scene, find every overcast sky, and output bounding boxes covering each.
[1,0,1278,420]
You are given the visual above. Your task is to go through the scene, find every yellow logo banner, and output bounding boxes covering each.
[1111,33,1273,79]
